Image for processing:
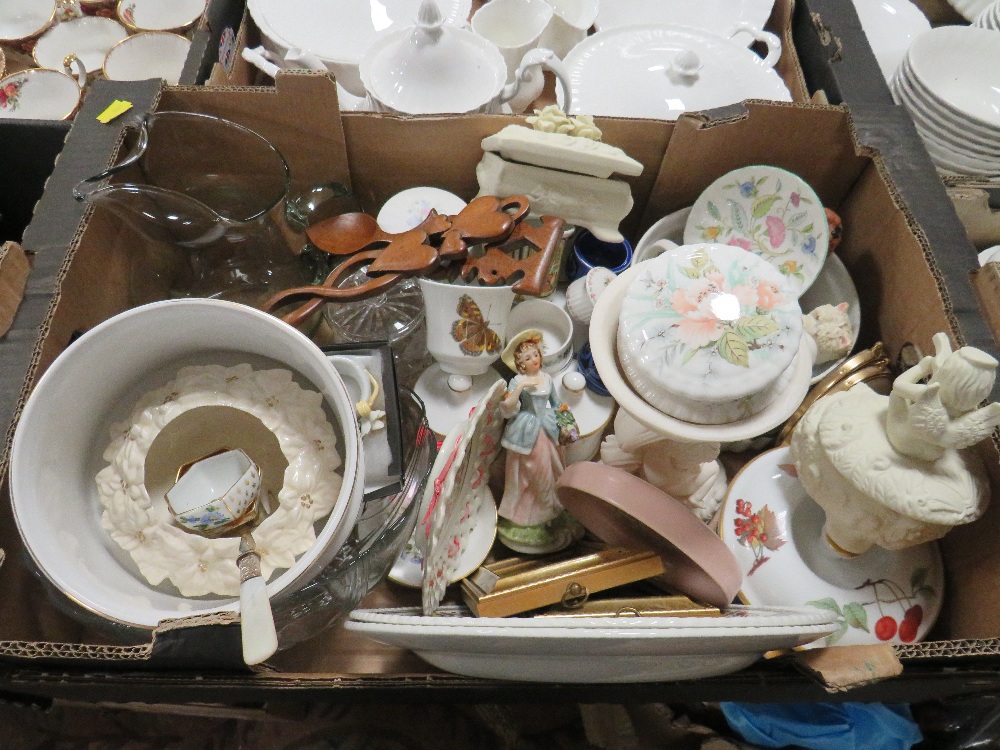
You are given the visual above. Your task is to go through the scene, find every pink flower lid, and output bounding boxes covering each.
[618,242,802,406]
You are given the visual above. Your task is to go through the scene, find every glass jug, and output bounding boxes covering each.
[73,111,307,303]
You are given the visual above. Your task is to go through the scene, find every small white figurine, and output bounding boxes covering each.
[887,332,1000,461]
[803,303,853,365]
[790,333,997,554]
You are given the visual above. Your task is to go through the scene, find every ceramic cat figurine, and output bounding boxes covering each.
[803,303,852,365]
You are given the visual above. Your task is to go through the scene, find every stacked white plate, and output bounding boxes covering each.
[347,604,839,683]
[973,0,1000,28]
[889,26,1000,179]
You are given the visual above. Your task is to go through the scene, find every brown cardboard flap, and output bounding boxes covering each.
[950,187,1000,251]
[972,264,1000,349]
[792,645,903,692]
[161,72,352,197]
[0,243,29,338]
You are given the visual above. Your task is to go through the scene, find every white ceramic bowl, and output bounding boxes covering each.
[117,0,207,32]
[33,16,128,74]
[103,32,192,85]
[904,26,1000,131]
[10,299,363,630]
[507,298,574,373]
[850,0,929,83]
[896,58,1000,146]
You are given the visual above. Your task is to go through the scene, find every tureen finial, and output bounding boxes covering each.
[415,0,445,41]
[668,49,703,81]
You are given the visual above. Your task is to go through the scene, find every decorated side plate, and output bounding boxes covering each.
[718,446,943,647]
[684,166,829,296]
[346,604,839,683]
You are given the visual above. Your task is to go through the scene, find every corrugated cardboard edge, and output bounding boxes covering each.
[949,186,1000,251]
[0,612,248,671]
[0,79,164,484]
[793,645,903,692]
[896,638,1000,660]
[972,264,1000,349]
[0,243,30,338]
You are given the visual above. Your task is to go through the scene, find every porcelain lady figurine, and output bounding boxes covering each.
[497,329,583,553]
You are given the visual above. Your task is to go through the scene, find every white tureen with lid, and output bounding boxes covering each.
[360,0,572,115]
[561,23,791,119]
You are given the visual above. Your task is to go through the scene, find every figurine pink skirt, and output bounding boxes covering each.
[498,434,565,527]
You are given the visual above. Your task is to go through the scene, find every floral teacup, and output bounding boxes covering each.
[166,448,262,534]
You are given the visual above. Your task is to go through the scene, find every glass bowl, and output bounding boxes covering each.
[271,387,436,648]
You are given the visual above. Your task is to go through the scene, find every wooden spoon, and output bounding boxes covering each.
[306,210,451,256]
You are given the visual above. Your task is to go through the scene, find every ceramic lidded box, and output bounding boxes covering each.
[617,244,803,424]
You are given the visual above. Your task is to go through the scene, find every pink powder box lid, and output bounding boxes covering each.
[556,461,743,608]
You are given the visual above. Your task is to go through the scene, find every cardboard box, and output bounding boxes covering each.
[215,0,810,106]
[3,73,1000,703]
[792,0,895,105]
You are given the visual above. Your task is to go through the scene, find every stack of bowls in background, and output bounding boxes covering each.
[889,25,1000,180]
[972,0,1000,28]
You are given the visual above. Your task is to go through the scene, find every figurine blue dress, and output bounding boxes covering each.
[497,331,581,552]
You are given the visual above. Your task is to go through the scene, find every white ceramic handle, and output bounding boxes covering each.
[727,23,782,68]
[242,46,281,78]
[63,54,87,88]
[502,48,574,113]
[236,536,278,666]
[283,48,329,72]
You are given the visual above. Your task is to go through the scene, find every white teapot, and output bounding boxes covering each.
[359,0,573,115]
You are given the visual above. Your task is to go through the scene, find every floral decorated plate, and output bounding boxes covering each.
[718,446,943,647]
[617,243,803,424]
[346,603,839,683]
[684,166,829,297]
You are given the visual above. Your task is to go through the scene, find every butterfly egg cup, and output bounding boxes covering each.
[418,279,515,392]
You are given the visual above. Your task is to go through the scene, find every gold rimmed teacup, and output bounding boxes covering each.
[0,0,58,45]
[116,0,207,34]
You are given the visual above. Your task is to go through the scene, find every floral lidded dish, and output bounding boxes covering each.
[617,244,803,424]
[684,166,829,297]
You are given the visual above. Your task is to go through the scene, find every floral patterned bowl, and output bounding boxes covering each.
[617,244,803,424]
[683,166,829,297]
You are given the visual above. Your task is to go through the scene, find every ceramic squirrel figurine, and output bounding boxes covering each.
[802,303,852,365]
[887,332,1000,462]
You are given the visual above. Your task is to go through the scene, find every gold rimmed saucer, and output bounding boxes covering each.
[777,342,892,445]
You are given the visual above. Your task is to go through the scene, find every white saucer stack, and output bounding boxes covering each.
[889,26,1000,180]
[973,0,1000,28]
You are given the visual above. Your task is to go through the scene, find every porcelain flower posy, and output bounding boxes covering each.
[95,363,342,597]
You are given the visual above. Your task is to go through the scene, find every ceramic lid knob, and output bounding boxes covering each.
[448,373,473,393]
[415,0,444,42]
[563,371,586,393]
[669,49,702,80]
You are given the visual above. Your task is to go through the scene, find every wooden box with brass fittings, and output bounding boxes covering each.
[460,547,665,618]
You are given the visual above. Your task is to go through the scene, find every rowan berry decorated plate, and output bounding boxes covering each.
[684,166,829,297]
[718,445,943,647]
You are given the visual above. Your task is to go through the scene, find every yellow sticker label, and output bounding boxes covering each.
[96,100,134,124]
